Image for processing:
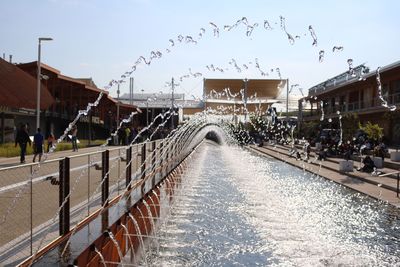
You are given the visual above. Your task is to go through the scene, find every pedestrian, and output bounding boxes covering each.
[15,124,31,164]
[71,125,78,151]
[124,126,131,145]
[47,133,55,152]
[118,127,125,145]
[33,128,44,162]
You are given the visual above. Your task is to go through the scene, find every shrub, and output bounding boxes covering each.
[358,122,383,141]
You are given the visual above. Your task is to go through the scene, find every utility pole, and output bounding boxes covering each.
[36,37,53,130]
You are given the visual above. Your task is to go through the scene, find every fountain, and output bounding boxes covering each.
[5,9,399,266]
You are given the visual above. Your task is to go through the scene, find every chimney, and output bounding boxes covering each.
[2,53,5,60]
[9,55,12,63]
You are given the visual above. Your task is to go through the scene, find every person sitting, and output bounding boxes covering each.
[358,155,375,173]
[318,149,327,161]
[374,142,387,161]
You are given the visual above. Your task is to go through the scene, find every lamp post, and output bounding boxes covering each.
[36,37,53,130]
[116,83,120,128]
[146,99,149,126]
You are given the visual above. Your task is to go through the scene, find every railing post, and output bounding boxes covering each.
[159,140,164,180]
[126,146,132,189]
[397,171,399,198]
[152,141,156,188]
[101,150,109,206]
[141,143,146,195]
[59,157,70,236]
[30,165,33,255]
[166,141,170,174]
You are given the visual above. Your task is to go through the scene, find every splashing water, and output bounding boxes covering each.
[308,25,318,46]
[198,27,206,38]
[263,20,273,30]
[332,46,344,52]
[120,223,136,263]
[209,22,220,37]
[143,199,157,236]
[94,246,107,267]
[337,111,343,146]
[108,231,125,264]
[347,59,356,77]
[275,68,282,79]
[319,50,325,63]
[358,66,367,81]
[246,23,258,37]
[376,67,396,111]
[320,101,325,121]
[128,213,148,262]
[279,16,295,45]
[146,143,400,266]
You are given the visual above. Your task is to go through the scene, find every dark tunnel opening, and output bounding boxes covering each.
[205,131,222,144]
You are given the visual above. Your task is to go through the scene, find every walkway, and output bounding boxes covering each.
[0,145,118,169]
[248,143,400,208]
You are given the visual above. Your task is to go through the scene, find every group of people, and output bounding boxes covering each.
[314,136,388,174]
[117,126,138,145]
[15,125,51,164]
[14,124,62,164]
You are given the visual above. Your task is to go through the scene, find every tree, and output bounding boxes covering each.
[359,121,384,141]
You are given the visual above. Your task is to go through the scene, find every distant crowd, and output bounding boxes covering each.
[252,127,389,175]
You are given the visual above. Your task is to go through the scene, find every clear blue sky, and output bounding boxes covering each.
[1,0,399,99]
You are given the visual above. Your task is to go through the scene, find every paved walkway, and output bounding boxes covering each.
[0,145,123,169]
[248,144,400,208]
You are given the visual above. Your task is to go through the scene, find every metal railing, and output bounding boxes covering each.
[0,138,180,266]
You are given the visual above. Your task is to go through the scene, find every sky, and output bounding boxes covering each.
[1,0,399,101]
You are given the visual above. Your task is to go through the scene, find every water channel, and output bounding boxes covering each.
[142,141,400,266]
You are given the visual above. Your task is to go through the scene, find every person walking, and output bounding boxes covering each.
[124,126,131,145]
[33,128,44,162]
[47,132,55,152]
[15,124,31,164]
[71,125,78,152]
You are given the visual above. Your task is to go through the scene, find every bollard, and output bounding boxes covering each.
[126,147,132,189]
[59,157,70,236]
[101,150,109,206]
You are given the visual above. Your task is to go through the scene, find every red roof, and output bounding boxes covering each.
[0,58,54,109]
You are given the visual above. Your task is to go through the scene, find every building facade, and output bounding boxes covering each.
[0,59,139,143]
[299,61,400,144]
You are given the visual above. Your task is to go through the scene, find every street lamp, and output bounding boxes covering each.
[146,99,149,126]
[116,83,120,128]
[36,37,53,130]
